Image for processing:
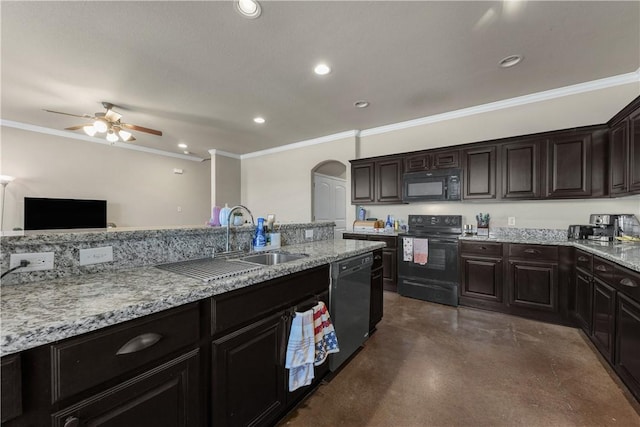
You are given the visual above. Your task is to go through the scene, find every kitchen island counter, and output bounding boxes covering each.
[0,239,384,356]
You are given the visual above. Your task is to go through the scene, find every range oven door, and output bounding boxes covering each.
[397,235,460,306]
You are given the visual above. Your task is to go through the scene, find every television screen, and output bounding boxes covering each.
[24,197,107,230]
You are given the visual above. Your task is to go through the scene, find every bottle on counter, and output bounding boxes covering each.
[385,215,393,230]
[219,203,231,226]
[254,217,266,248]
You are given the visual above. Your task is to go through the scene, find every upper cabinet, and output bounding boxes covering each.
[462,145,497,200]
[351,156,403,204]
[501,139,545,199]
[608,96,640,196]
[404,149,460,172]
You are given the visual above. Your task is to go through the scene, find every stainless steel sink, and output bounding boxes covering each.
[235,252,307,266]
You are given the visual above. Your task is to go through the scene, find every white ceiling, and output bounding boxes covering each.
[2,1,639,160]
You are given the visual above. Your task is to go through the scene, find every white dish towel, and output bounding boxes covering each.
[285,308,315,392]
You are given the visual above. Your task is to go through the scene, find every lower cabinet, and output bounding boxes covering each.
[212,313,287,427]
[592,279,616,362]
[51,350,200,427]
[573,268,593,333]
[369,249,384,334]
[342,233,397,291]
[459,250,504,311]
[508,260,558,312]
[615,293,640,401]
[1,355,21,423]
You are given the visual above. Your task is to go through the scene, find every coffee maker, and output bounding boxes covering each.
[588,214,639,241]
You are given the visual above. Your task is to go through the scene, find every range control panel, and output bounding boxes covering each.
[407,215,462,233]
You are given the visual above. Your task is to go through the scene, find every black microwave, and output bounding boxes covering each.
[402,169,461,202]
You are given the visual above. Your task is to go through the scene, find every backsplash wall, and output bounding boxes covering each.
[363,197,640,230]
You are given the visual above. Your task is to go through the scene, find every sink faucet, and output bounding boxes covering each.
[225,205,256,252]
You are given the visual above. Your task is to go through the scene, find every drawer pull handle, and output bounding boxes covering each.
[595,265,608,272]
[620,278,639,288]
[116,333,163,355]
[479,246,487,250]
[524,249,540,254]
[64,417,80,427]
[374,255,382,261]
[577,256,589,262]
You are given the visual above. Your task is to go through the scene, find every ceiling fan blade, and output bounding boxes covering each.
[121,123,163,136]
[44,109,93,119]
[105,109,122,122]
[65,124,92,131]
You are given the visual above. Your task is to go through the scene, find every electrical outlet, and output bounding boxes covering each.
[79,246,114,266]
[177,206,182,213]
[305,229,314,240]
[10,252,54,272]
[508,217,516,226]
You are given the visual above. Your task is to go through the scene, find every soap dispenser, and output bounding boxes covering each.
[254,217,267,249]
[219,204,231,226]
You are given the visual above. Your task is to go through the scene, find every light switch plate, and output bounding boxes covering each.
[80,246,114,266]
[305,229,314,239]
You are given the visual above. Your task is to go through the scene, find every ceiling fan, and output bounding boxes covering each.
[44,102,163,143]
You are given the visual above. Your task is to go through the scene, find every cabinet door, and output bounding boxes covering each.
[574,270,593,333]
[615,293,640,401]
[501,140,542,199]
[351,161,375,203]
[369,267,384,333]
[404,153,430,172]
[546,132,592,198]
[382,248,397,292]
[460,256,503,303]
[592,279,616,362]
[52,350,200,427]
[376,158,403,203]
[610,119,629,195]
[212,312,286,427]
[629,107,640,192]
[463,146,497,199]
[508,260,558,312]
[1,355,21,423]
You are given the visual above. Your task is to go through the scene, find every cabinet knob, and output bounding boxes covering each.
[479,246,487,250]
[116,333,163,355]
[64,417,80,427]
[577,256,589,262]
[619,278,638,288]
[595,265,608,272]
[524,248,540,254]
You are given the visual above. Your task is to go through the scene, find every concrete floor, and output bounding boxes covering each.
[280,291,640,427]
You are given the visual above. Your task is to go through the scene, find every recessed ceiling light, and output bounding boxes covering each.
[314,63,331,75]
[253,117,265,124]
[178,143,188,149]
[235,0,261,19]
[499,54,523,68]
[354,101,370,109]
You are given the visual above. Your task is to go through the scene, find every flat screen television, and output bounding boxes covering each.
[24,197,107,230]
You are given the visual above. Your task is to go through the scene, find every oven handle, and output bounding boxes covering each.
[424,238,459,244]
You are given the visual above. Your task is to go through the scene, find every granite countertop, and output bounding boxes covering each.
[342,230,401,237]
[0,239,385,357]
[459,235,640,273]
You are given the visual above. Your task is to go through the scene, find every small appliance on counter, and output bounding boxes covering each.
[352,220,377,232]
[568,214,640,241]
[567,224,595,240]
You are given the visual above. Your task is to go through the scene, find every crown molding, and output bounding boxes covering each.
[240,130,359,159]
[1,120,206,162]
[359,69,640,137]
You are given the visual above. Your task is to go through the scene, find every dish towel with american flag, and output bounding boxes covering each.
[313,301,340,366]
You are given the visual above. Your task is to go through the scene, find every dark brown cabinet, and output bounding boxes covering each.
[51,350,200,427]
[629,108,640,192]
[573,249,593,333]
[462,145,497,200]
[615,293,640,401]
[545,127,608,199]
[1,355,21,423]
[608,96,640,196]
[404,149,460,172]
[342,233,397,292]
[370,249,384,334]
[350,157,403,204]
[459,241,504,311]
[212,313,287,427]
[592,279,616,362]
[501,139,544,199]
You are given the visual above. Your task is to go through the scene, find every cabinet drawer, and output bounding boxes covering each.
[51,303,199,403]
[614,266,640,303]
[509,244,558,260]
[460,241,503,257]
[593,257,615,285]
[575,249,593,272]
[211,265,330,336]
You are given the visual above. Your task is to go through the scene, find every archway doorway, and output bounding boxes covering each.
[312,161,347,238]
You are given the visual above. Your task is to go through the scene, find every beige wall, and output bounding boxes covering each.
[241,136,357,222]
[211,153,241,209]
[1,127,211,230]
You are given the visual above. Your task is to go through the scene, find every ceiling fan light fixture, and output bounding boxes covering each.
[314,63,331,76]
[83,125,97,136]
[253,117,265,124]
[93,118,108,133]
[236,0,261,19]
[106,131,119,143]
[118,130,133,141]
